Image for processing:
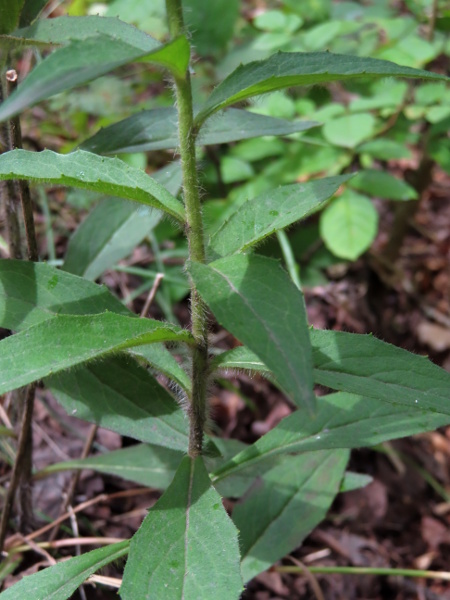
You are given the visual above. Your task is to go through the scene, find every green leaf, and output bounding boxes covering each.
[212,391,450,481]
[183,0,239,57]
[211,345,272,374]
[39,443,184,490]
[0,541,129,600]
[0,259,129,332]
[121,456,243,599]
[12,15,159,45]
[0,0,23,34]
[0,150,185,222]
[37,439,266,498]
[80,107,318,154]
[0,312,193,395]
[47,356,189,451]
[357,139,411,160]
[62,162,182,280]
[189,255,314,411]
[130,344,191,394]
[319,190,379,260]
[234,450,349,582]
[323,113,376,148]
[213,328,450,416]
[208,175,352,258]
[18,0,47,27]
[0,260,189,394]
[196,51,448,126]
[349,169,418,200]
[0,33,189,122]
[340,472,373,493]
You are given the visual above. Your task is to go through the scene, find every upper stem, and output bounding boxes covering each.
[165,0,209,458]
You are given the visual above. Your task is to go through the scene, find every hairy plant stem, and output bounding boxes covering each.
[166,0,208,457]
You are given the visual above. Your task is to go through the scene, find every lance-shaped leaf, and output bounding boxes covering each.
[121,456,243,600]
[12,14,163,45]
[0,259,189,394]
[196,51,449,126]
[208,174,352,258]
[38,439,277,498]
[312,328,450,413]
[212,392,450,481]
[39,444,184,491]
[80,107,318,154]
[0,150,185,222]
[0,311,193,395]
[0,33,189,122]
[0,541,129,600]
[212,329,450,415]
[234,450,349,582]
[189,255,314,410]
[62,162,182,280]
[47,356,189,452]
[0,259,129,332]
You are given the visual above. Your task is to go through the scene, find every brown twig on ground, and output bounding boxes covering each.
[285,555,325,600]
[140,272,164,317]
[47,424,99,543]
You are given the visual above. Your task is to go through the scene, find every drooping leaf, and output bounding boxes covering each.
[39,443,185,490]
[196,51,448,126]
[312,328,450,412]
[62,162,182,280]
[234,450,349,582]
[212,391,450,481]
[349,169,418,200]
[0,33,189,122]
[47,356,189,451]
[212,328,450,415]
[0,312,193,395]
[208,175,352,258]
[80,107,318,154]
[0,541,129,600]
[189,255,314,411]
[0,259,129,332]
[37,439,267,498]
[121,457,243,599]
[0,150,185,222]
[0,260,189,393]
[12,14,162,45]
[319,190,379,260]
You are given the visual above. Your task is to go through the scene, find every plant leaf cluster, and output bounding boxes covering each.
[0,2,449,598]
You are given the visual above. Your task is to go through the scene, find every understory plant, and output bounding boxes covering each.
[0,0,449,598]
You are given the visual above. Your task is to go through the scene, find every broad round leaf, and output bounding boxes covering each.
[320,190,378,260]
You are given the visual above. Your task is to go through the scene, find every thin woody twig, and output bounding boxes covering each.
[286,556,325,600]
[140,273,164,318]
[47,424,99,542]
[3,488,149,552]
